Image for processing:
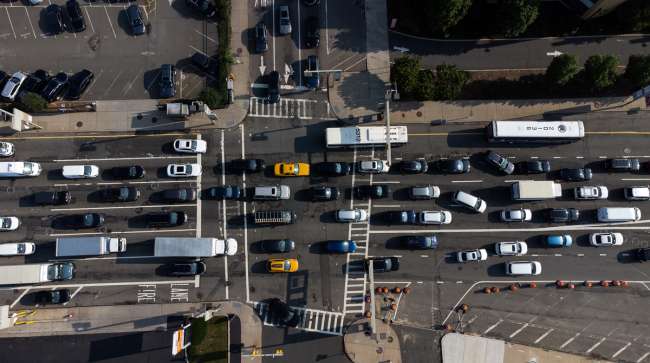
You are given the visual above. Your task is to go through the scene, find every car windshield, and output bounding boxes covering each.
[84,166,93,175]
[23,163,33,173]
[17,244,25,254]
[283,260,291,270]
[9,76,20,83]
[83,214,93,225]
[1,219,10,228]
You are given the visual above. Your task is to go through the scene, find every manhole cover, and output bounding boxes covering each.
[416,111,422,117]
[76,121,83,127]
[624,147,631,154]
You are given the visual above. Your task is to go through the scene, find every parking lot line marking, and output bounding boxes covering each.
[49,228,195,237]
[483,319,503,334]
[622,178,650,181]
[68,286,84,301]
[451,180,483,183]
[5,8,16,39]
[371,180,400,184]
[560,333,580,349]
[613,342,632,358]
[534,328,554,344]
[344,56,367,72]
[53,155,196,162]
[104,6,117,38]
[84,7,95,33]
[373,204,401,208]
[23,7,36,39]
[51,204,196,212]
[10,288,30,308]
[103,70,123,98]
[189,45,205,55]
[121,68,143,97]
[509,323,528,338]
[194,28,216,43]
[637,352,650,363]
[586,337,607,353]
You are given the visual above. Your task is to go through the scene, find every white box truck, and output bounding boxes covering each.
[154,237,237,257]
[512,180,562,200]
[0,161,41,177]
[0,262,75,285]
[56,236,126,257]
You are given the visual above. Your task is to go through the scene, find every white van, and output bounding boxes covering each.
[452,190,487,213]
[0,242,35,256]
[63,165,99,179]
[505,261,541,276]
[253,185,290,200]
[0,162,41,177]
[597,207,641,222]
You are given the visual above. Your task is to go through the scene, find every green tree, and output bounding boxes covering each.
[425,0,472,36]
[17,92,47,113]
[545,54,580,88]
[391,56,422,98]
[583,55,619,92]
[616,0,650,33]
[414,70,435,101]
[624,54,650,89]
[198,87,223,109]
[433,64,469,100]
[498,0,540,37]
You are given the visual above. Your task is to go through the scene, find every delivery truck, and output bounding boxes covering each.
[55,236,127,257]
[154,237,237,257]
[0,262,75,285]
[511,180,562,200]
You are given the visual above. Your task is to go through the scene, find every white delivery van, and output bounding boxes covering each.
[62,165,99,179]
[0,162,41,177]
[597,207,641,222]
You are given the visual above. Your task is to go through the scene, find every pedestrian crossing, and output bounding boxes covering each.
[252,301,345,336]
[248,97,333,120]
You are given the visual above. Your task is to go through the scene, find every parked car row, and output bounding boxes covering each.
[0,69,94,102]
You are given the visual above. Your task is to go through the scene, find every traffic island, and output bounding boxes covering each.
[343,318,401,363]
[188,316,228,363]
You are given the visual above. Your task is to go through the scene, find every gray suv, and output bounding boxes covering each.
[409,185,440,200]
[485,151,514,174]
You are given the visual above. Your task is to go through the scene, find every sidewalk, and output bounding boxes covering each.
[343,318,402,363]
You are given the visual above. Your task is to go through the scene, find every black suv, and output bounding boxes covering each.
[559,168,592,181]
[548,208,579,222]
[162,188,197,202]
[354,185,390,199]
[517,160,550,174]
[190,52,217,75]
[111,165,145,179]
[35,289,70,305]
[66,69,94,100]
[159,64,176,98]
[45,4,65,35]
[316,162,350,176]
[147,212,187,227]
[34,191,71,205]
[255,22,269,53]
[311,186,339,201]
[607,158,640,172]
[304,16,320,48]
[365,257,399,273]
[485,151,515,174]
[385,210,416,224]
[400,159,428,174]
[66,0,86,32]
[55,213,104,229]
[41,72,69,102]
[185,0,216,17]
[267,71,280,103]
[230,159,265,173]
[434,158,470,174]
[164,261,206,276]
[101,186,140,202]
[635,248,650,262]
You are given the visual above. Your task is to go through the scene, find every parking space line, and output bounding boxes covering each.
[50,228,195,237]
[194,28,217,43]
[10,288,30,308]
[84,7,95,33]
[373,204,400,208]
[324,0,330,55]
[121,68,143,97]
[613,342,632,359]
[509,323,529,338]
[560,333,580,349]
[637,352,650,363]
[189,45,205,55]
[104,6,117,38]
[5,8,16,39]
[586,337,607,353]
[534,328,554,344]
[51,204,196,212]
[483,319,503,334]
[23,7,36,39]
[68,286,84,302]
[102,70,123,98]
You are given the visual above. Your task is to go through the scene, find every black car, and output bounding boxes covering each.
[230,158,265,173]
[517,160,550,174]
[206,186,241,200]
[101,186,140,202]
[404,236,438,250]
[607,158,640,172]
[302,0,320,5]
[41,72,68,102]
[57,213,104,229]
[18,70,50,99]
[354,184,390,199]
[147,211,187,227]
[165,261,206,276]
[304,55,320,89]
[304,16,320,48]
[159,64,176,99]
[126,4,146,35]
[268,298,300,327]
[435,158,470,174]
[559,168,592,181]
[45,4,65,34]
[549,208,579,223]
[400,159,428,174]
[111,165,145,179]
[185,0,216,17]
[162,188,197,202]
[66,69,94,100]
[35,289,70,305]
[385,210,416,224]
[260,239,295,253]
[255,22,269,53]
[365,257,399,273]
[485,150,515,174]
[34,191,71,205]
[267,71,280,103]
[190,52,217,75]
[66,0,86,32]
[635,248,650,262]
[316,162,350,176]
[311,186,339,201]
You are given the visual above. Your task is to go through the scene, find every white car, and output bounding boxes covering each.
[418,210,452,225]
[335,209,368,223]
[1,72,27,101]
[356,160,390,174]
[590,232,624,247]
[167,163,202,177]
[495,241,528,256]
[62,165,100,179]
[500,209,532,222]
[0,142,15,157]
[457,248,487,263]
[0,217,20,231]
[173,139,207,154]
[624,186,650,201]
[278,5,292,35]
[574,186,608,200]
[0,242,35,256]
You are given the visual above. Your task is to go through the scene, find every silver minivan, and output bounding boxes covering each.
[253,185,290,200]
[597,207,641,222]
[409,185,440,200]
[452,190,487,213]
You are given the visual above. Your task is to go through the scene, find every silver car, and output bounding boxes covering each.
[278,5,292,35]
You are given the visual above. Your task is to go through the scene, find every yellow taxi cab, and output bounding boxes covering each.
[273,162,310,177]
[267,258,299,273]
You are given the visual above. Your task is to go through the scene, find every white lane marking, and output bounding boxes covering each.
[599,156,608,159]
[23,7,36,39]
[509,323,528,338]
[250,83,269,89]
[10,288,30,308]
[586,337,607,353]
[5,8,16,39]
[49,228,195,237]
[54,179,197,187]
[483,319,503,334]
[272,0,276,71]
[84,7,95,33]
[576,156,584,159]
[102,70,123,98]
[622,178,650,181]
[297,0,302,86]
[560,333,580,349]
[69,286,83,300]
[194,274,200,288]
[51,204,196,212]
[451,180,483,183]
[372,204,401,208]
[343,56,367,71]
[104,6,117,38]
[0,279,196,291]
[52,156,196,162]
[196,134,202,238]
[371,180,400,184]
[194,28,217,43]
[534,328,554,344]
[241,124,250,303]
[637,352,650,363]
[613,342,632,358]
[219,131,227,299]
[325,0,329,55]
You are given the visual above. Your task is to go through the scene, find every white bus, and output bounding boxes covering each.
[487,121,585,143]
[325,126,408,148]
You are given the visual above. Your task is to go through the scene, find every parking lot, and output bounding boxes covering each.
[0,0,217,100]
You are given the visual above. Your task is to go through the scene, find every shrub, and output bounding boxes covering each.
[546,54,580,88]
[624,54,650,89]
[433,64,469,100]
[583,55,619,93]
[17,92,47,113]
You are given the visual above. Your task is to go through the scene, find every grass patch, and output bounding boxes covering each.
[201,0,233,109]
[188,316,228,363]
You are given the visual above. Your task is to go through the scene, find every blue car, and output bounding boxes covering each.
[326,240,357,253]
[546,234,572,247]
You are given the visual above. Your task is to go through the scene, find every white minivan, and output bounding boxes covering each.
[0,242,35,256]
[597,207,641,222]
[505,261,542,276]
[452,190,487,213]
[62,165,99,179]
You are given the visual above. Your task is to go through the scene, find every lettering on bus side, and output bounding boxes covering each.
[355,128,361,142]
